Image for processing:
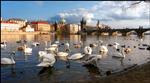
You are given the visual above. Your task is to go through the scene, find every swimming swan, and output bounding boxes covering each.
[1,52,15,65]
[24,45,32,54]
[37,52,56,67]
[68,53,84,60]
[112,48,125,58]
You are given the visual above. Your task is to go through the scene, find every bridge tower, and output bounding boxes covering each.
[96,20,100,30]
[54,21,58,31]
[136,26,144,37]
[80,17,86,32]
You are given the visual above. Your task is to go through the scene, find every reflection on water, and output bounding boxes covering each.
[1,34,150,82]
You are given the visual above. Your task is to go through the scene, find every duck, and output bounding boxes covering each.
[124,47,132,54]
[1,51,15,65]
[147,46,150,51]
[32,42,40,46]
[37,51,56,67]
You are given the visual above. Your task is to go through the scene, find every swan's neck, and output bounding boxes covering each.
[10,56,15,63]
[121,49,125,57]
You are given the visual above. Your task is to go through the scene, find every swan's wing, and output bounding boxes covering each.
[57,52,68,57]
[37,62,51,67]
[1,58,14,64]
[68,53,83,60]
[112,52,123,58]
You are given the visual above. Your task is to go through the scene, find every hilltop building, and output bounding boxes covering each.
[8,18,27,28]
[30,21,53,32]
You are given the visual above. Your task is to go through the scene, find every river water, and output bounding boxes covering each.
[1,34,150,83]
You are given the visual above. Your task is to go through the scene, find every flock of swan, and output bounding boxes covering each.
[1,39,150,68]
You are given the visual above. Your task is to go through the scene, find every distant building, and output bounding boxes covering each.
[31,21,53,32]
[54,18,67,34]
[1,21,20,31]
[8,18,27,28]
[66,24,81,34]
[24,25,34,32]
[1,17,2,21]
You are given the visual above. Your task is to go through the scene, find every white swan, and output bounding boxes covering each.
[65,41,70,51]
[37,51,56,67]
[112,48,125,58]
[54,40,60,44]
[99,44,108,54]
[73,41,82,48]
[1,52,15,65]
[84,46,92,55]
[83,54,102,67]
[57,52,69,57]
[113,42,120,49]
[1,41,7,49]
[68,45,92,60]
[68,53,84,60]
[45,41,58,53]
[32,42,40,46]
[24,45,32,54]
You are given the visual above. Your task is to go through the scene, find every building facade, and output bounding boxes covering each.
[8,18,27,28]
[66,24,81,34]
[25,25,34,32]
[1,21,20,31]
[31,21,53,32]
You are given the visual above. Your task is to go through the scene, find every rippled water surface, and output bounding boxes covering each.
[1,34,150,82]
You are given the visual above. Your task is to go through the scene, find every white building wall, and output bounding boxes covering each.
[1,23,20,31]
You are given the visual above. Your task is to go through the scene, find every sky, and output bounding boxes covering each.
[1,1,150,28]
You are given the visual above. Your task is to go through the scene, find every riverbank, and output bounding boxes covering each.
[62,62,150,83]
[1,31,40,35]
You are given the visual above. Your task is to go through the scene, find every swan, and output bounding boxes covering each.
[1,41,7,49]
[68,45,92,60]
[84,46,92,55]
[99,44,108,54]
[68,53,84,60]
[1,51,15,65]
[82,54,102,67]
[57,52,69,57]
[24,45,32,54]
[73,41,82,48]
[45,41,58,53]
[37,51,56,67]
[112,48,125,58]
[113,42,120,49]
[65,41,70,52]
[54,40,60,44]
[32,42,40,46]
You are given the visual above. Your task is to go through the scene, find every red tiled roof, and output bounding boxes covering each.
[31,21,49,24]
[1,21,18,24]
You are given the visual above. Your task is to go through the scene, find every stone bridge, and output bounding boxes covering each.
[84,27,150,37]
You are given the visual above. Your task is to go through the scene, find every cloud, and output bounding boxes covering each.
[34,1,44,6]
[50,1,149,27]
